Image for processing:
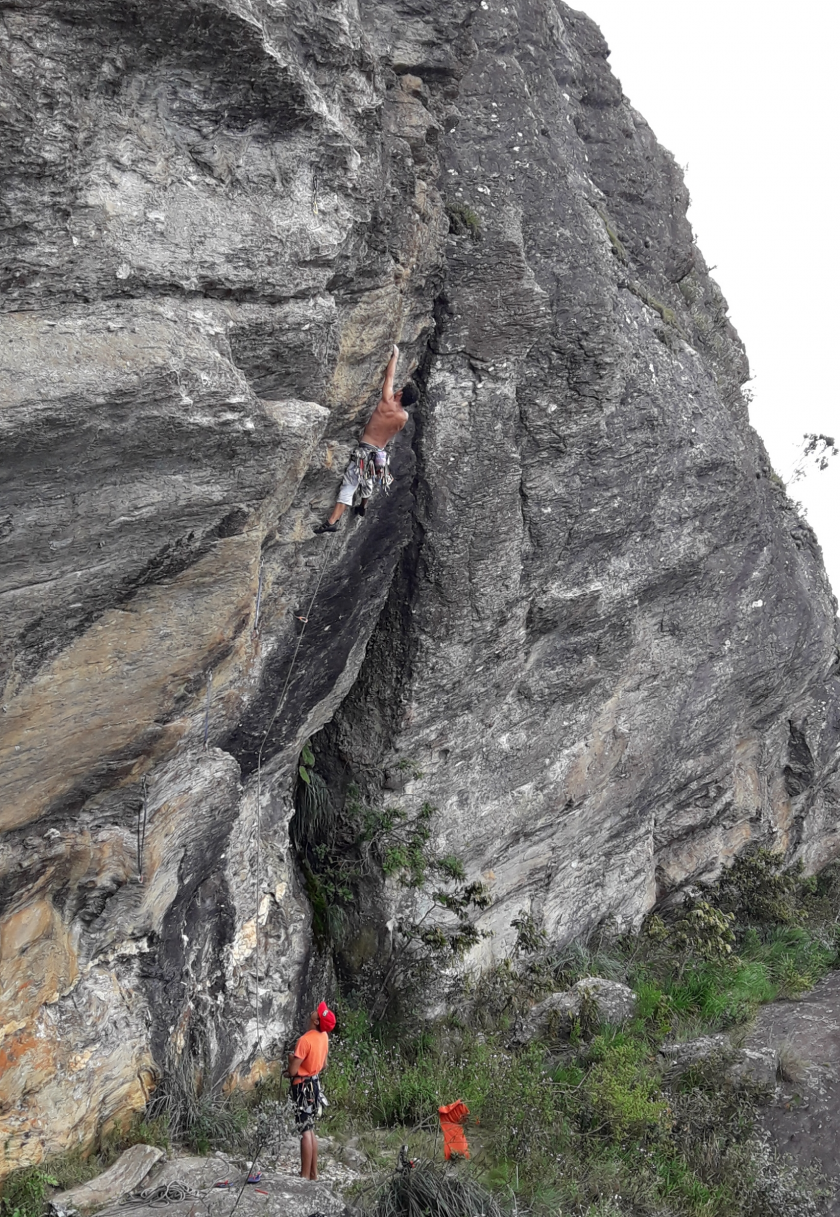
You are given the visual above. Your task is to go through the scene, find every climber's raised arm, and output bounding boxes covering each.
[313,343,416,534]
[382,343,399,403]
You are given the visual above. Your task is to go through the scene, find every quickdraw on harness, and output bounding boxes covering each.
[291,1072,328,1121]
[353,443,393,504]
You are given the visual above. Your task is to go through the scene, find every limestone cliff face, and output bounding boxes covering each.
[1,0,838,1174]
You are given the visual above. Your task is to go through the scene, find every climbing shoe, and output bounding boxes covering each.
[313,521,338,534]
[353,498,367,517]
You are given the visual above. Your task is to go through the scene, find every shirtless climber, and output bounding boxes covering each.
[313,345,419,534]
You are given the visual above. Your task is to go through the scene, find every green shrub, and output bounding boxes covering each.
[292,767,489,1016]
[670,899,736,964]
[367,1152,502,1217]
[0,1168,59,1217]
[583,1036,668,1141]
[714,848,806,926]
[311,847,840,1216]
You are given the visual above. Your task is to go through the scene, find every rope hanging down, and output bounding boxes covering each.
[223,532,337,1217]
[252,531,338,1051]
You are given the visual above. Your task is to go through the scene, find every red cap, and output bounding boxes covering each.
[318,1001,336,1032]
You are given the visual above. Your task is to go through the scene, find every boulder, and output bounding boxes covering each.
[94,1156,349,1217]
[512,977,637,1044]
[52,1145,164,1213]
[659,1034,778,1089]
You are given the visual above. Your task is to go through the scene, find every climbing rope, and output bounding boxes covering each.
[121,1181,206,1207]
[202,673,214,749]
[253,562,265,635]
[251,533,338,1075]
[136,775,148,880]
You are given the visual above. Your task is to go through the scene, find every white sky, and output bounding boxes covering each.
[577,0,839,599]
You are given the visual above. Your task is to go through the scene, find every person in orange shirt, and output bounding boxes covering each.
[287,1000,336,1180]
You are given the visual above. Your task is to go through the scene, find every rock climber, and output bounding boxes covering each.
[287,1000,336,1180]
[313,344,419,533]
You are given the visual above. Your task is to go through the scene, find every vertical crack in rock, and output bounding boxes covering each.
[784,722,816,799]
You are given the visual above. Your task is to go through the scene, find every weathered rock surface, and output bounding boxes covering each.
[92,1156,349,1217]
[511,977,636,1044]
[327,3,840,966]
[52,1145,164,1213]
[1,0,839,1176]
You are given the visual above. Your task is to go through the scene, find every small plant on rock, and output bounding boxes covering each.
[445,201,482,241]
[367,1150,503,1217]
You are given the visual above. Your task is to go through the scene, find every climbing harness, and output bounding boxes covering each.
[352,443,393,504]
[289,1073,325,1133]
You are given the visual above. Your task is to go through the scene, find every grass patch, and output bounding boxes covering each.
[366,1152,503,1217]
[324,993,827,1216]
[8,853,835,1217]
[0,1168,61,1217]
[624,280,682,332]
[0,1114,173,1217]
[322,853,840,1216]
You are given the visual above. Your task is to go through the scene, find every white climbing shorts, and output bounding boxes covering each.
[337,458,361,505]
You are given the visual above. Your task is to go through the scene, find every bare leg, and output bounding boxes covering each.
[300,1130,314,1178]
[309,1133,318,1181]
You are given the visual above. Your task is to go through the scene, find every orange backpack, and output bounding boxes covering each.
[438,1100,470,1160]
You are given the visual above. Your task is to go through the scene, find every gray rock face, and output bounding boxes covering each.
[327,1,840,960]
[1,0,839,1174]
[511,977,637,1045]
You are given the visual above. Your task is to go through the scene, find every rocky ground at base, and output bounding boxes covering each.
[53,1148,363,1217]
[746,969,840,1214]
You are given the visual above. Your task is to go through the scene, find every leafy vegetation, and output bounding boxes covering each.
[320,851,840,1216]
[0,1168,59,1217]
[291,754,490,1019]
[0,1113,173,1217]
[5,849,838,1217]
